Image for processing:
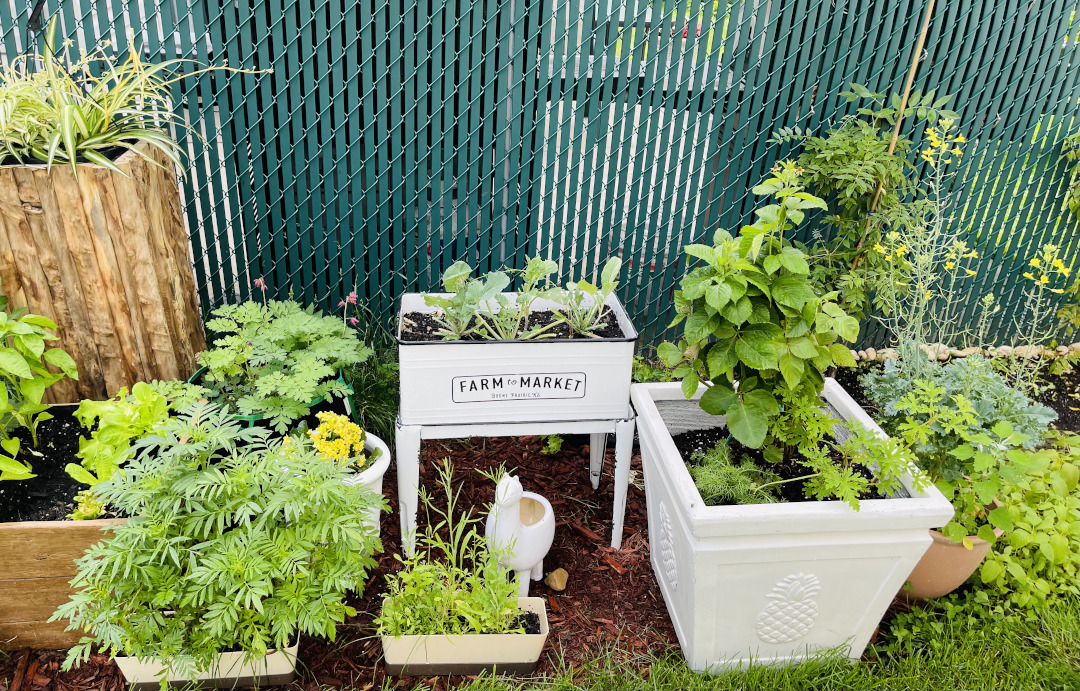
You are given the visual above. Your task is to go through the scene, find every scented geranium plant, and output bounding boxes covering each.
[54,403,384,681]
[197,289,371,431]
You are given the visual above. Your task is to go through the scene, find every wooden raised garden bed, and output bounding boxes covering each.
[0,518,124,650]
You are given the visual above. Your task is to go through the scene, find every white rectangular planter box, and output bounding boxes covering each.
[631,380,954,672]
[113,642,298,690]
[397,292,637,425]
[381,597,549,675]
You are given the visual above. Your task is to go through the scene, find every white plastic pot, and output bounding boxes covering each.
[113,641,298,690]
[631,379,954,672]
[342,432,392,533]
[397,292,637,425]
[381,596,549,675]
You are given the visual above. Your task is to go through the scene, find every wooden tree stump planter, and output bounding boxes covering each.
[0,141,206,403]
[0,518,124,650]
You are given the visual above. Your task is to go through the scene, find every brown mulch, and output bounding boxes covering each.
[0,435,678,691]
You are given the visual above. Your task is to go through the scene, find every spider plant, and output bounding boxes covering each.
[0,17,264,176]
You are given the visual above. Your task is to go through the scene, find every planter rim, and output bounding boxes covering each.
[379,596,549,640]
[631,379,955,531]
[396,292,638,344]
[342,432,392,486]
[0,140,153,170]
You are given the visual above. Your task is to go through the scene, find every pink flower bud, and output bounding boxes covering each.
[349,317,359,326]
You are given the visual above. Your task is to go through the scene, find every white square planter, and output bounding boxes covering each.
[631,380,954,672]
[397,293,637,425]
[381,597,549,675]
[113,641,298,689]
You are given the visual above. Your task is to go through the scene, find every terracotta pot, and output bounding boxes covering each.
[901,529,995,600]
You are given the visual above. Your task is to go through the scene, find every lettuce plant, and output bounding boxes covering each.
[55,403,384,681]
[197,299,371,431]
[66,380,207,519]
[423,261,510,339]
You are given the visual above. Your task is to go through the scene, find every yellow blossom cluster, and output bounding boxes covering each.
[309,411,368,471]
[943,241,979,276]
[920,119,965,169]
[1023,243,1072,294]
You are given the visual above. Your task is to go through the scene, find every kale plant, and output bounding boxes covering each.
[197,299,371,431]
[862,356,1058,455]
[475,256,561,340]
[552,257,623,338]
[54,403,384,681]
[423,261,510,339]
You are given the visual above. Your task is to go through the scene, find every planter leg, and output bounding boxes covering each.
[589,433,607,490]
[531,559,543,581]
[611,416,636,550]
[395,419,422,556]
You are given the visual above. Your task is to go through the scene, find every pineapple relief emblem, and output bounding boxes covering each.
[657,503,678,591]
[756,573,821,644]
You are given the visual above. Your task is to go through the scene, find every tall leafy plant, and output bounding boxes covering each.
[55,403,384,681]
[660,162,859,449]
[0,298,78,480]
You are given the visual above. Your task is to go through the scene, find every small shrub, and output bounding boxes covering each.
[197,299,371,431]
[55,403,384,681]
[863,356,1057,456]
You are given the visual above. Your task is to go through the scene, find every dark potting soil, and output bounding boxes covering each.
[671,424,887,504]
[829,361,883,414]
[1033,362,1080,432]
[399,308,623,341]
[0,406,87,523]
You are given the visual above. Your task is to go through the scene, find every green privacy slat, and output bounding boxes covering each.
[5,0,1076,348]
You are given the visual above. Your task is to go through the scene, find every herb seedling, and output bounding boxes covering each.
[474,256,561,340]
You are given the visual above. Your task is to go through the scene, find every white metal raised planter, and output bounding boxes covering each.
[342,432,392,534]
[113,641,298,690]
[381,597,549,675]
[631,379,954,672]
[397,293,637,425]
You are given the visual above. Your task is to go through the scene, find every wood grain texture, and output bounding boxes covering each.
[0,519,123,650]
[0,519,124,579]
[0,141,207,402]
[0,619,87,651]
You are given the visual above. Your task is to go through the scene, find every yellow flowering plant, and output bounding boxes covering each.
[1004,243,1075,395]
[282,411,378,473]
